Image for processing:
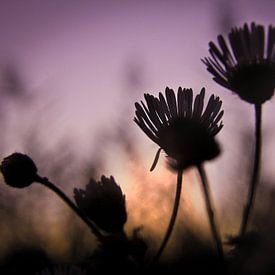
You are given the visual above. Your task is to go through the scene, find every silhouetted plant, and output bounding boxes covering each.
[134,87,224,262]
[0,153,38,188]
[2,16,275,275]
[74,176,147,273]
[202,22,275,104]
[203,22,275,237]
[74,176,127,233]
[0,152,104,242]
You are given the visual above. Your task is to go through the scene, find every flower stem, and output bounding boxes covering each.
[239,103,262,236]
[152,169,183,264]
[35,175,104,242]
[197,164,224,260]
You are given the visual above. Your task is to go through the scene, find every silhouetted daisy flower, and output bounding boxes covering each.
[203,22,275,236]
[202,22,275,104]
[74,176,127,233]
[0,152,38,188]
[135,87,224,262]
[134,87,223,171]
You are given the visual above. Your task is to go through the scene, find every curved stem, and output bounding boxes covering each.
[239,103,262,236]
[35,175,104,242]
[197,164,224,260]
[152,169,183,264]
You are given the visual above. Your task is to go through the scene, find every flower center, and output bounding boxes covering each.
[229,61,275,104]
[158,118,220,169]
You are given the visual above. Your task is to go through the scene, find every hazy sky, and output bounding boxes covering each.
[0,0,275,260]
[0,0,274,147]
[0,0,274,191]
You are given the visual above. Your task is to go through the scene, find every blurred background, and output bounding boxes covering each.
[0,0,275,266]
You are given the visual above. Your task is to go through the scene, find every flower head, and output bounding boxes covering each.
[134,87,223,170]
[74,176,127,233]
[203,22,275,104]
[0,152,38,188]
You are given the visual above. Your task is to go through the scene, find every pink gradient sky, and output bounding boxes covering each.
[0,0,275,258]
[0,0,275,210]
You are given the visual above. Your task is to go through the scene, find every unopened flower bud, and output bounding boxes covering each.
[0,153,38,188]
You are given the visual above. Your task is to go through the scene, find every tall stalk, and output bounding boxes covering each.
[197,164,224,260]
[35,175,104,242]
[239,103,262,236]
[152,169,183,264]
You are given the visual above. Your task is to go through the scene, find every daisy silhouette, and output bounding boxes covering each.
[203,22,275,236]
[134,87,224,262]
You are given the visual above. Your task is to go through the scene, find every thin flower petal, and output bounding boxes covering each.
[201,94,215,123]
[154,98,168,126]
[150,148,162,171]
[211,122,224,136]
[213,76,231,89]
[209,41,228,66]
[144,94,163,130]
[165,87,178,118]
[135,102,158,134]
[177,87,185,117]
[186,89,193,119]
[212,110,224,126]
[192,88,205,119]
[217,34,236,67]
[267,25,275,60]
[134,116,159,143]
[203,58,229,84]
[159,92,172,120]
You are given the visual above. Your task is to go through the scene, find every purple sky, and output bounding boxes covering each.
[0,0,275,258]
[0,0,274,213]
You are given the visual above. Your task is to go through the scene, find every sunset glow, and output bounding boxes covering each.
[0,1,275,274]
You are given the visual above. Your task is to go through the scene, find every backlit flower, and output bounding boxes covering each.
[0,152,38,188]
[134,87,223,170]
[74,176,127,233]
[202,22,275,104]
